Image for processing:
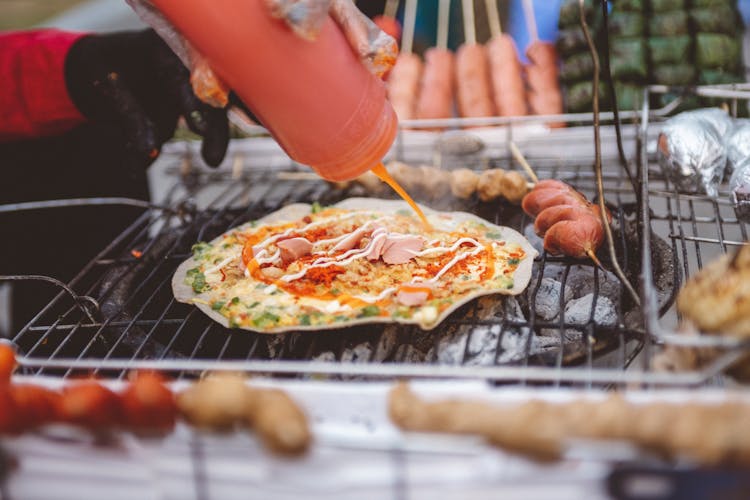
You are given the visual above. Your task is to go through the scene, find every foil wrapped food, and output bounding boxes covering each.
[728,121,750,222]
[726,120,750,177]
[730,167,750,222]
[657,109,731,197]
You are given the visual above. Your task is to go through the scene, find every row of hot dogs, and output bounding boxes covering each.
[387,37,563,124]
[0,344,310,456]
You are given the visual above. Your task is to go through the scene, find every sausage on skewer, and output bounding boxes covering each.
[387,53,423,121]
[456,0,495,120]
[416,0,454,124]
[483,0,526,117]
[520,0,564,127]
[416,48,455,121]
[487,35,527,117]
[525,41,563,125]
[522,180,610,264]
[386,0,421,121]
[456,44,495,118]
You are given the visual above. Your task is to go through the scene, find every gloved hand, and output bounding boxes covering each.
[64,29,229,171]
[127,0,398,108]
[266,0,398,78]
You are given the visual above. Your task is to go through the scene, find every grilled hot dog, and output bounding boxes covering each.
[416,48,455,125]
[455,43,496,119]
[522,180,610,261]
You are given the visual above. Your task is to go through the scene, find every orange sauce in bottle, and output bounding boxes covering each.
[371,163,433,230]
[150,0,398,182]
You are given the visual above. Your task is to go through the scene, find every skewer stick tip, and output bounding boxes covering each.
[521,0,538,44]
[509,142,539,184]
[586,250,604,270]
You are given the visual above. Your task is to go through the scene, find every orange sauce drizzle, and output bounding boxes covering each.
[371,163,433,230]
[396,285,433,298]
[480,245,495,281]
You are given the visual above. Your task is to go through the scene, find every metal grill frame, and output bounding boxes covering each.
[638,84,750,374]
[4,95,740,387]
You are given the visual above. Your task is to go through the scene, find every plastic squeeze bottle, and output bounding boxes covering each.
[150,0,398,182]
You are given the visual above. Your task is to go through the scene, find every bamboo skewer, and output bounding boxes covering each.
[509,142,539,184]
[461,0,477,46]
[484,0,503,38]
[522,0,538,43]
[402,0,418,54]
[437,0,451,50]
[383,0,400,19]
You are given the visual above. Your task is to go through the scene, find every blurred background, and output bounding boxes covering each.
[0,0,142,31]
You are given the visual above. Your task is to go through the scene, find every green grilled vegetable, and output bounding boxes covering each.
[608,11,645,37]
[649,10,689,36]
[651,64,697,86]
[649,0,684,11]
[611,37,648,81]
[565,81,610,113]
[690,5,740,34]
[695,34,741,71]
[648,36,691,65]
[560,52,596,83]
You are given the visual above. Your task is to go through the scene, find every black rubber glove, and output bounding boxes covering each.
[65,29,229,170]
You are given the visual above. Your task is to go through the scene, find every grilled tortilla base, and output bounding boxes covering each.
[173,198,537,333]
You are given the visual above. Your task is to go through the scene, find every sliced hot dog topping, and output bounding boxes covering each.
[277,237,313,264]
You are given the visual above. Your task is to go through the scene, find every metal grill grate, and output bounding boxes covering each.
[9,121,655,384]
[639,85,750,374]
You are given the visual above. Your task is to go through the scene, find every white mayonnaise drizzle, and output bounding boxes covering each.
[408,237,481,257]
[280,230,390,283]
[245,212,488,299]
[252,212,368,255]
[353,286,398,304]
[426,246,485,283]
[254,249,280,265]
[203,256,236,276]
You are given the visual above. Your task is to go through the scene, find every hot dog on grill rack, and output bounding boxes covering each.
[387,52,423,122]
[521,0,564,127]
[455,0,496,120]
[484,0,527,117]
[522,179,610,264]
[416,48,455,123]
[415,0,454,126]
[386,0,421,122]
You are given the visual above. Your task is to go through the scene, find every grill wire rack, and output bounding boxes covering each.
[640,83,750,376]
[3,89,746,388]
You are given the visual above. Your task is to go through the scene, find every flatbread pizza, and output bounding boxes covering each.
[173,198,537,333]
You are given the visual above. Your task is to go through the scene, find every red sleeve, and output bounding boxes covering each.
[0,29,89,142]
